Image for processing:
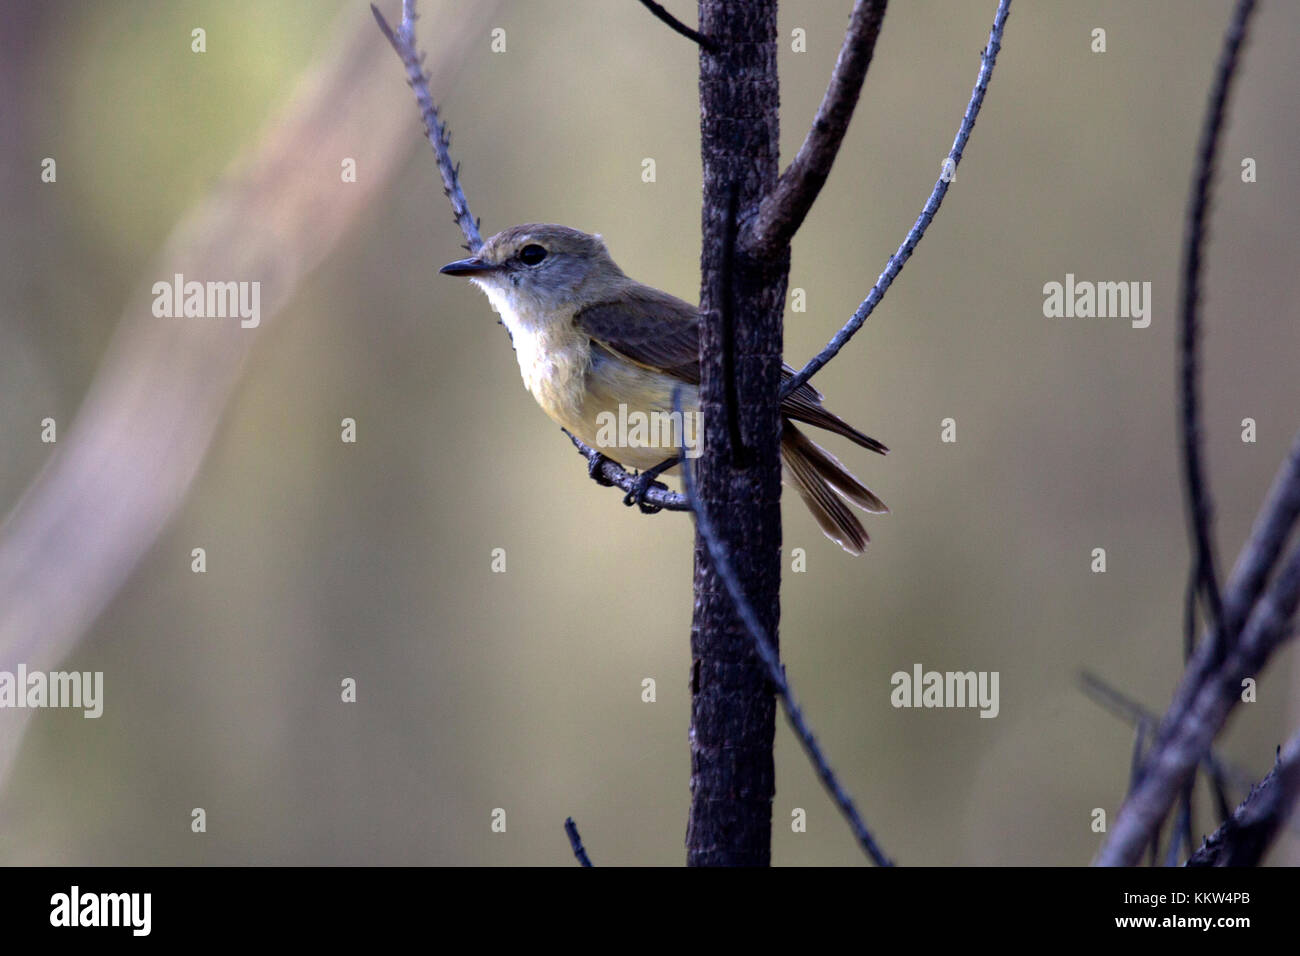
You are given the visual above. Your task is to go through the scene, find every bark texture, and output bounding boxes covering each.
[687,0,788,866]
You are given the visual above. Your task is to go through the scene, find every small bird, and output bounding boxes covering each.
[440,224,887,554]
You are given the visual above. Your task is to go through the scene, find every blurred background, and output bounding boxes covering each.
[1,0,1297,865]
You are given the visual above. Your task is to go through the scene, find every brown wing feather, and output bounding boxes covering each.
[574,285,701,384]
[576,293,888,456]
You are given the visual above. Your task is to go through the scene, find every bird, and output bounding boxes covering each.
[440,223,887,554]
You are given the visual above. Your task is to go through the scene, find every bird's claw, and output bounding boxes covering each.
[587,451,616,487]
[623,472,666,514]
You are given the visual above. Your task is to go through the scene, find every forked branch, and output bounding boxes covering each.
[636,0,718,52]
[782,0,1012,398]
[744,0,889,260]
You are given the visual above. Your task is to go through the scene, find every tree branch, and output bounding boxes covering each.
[1179,0,1258,648]
[781,0,1011,400]
[1080,671,1253,798]
[563,816,594,866]
[1223,432,1300,631]
[1096,538,1300,865]
[636,0,718,52]
[1187,730,1300,866]
[743,0,888,260]
[1157,432,1300,770]
[687,0,786,866]
[677,389,892,867]
[1092,0,1282,867]
[1093,431,1300,863]
[372,0,483,251]
[564,430,690,511]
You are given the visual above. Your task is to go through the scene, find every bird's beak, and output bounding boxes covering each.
[439,256,496,277]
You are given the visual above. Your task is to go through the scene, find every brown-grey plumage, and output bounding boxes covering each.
[441,223,888,553]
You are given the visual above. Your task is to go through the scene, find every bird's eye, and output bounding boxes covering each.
[518,244,548,265]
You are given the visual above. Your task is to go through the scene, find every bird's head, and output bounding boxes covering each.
[439,224,624,318]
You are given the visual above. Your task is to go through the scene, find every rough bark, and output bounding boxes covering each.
[687,0,787,866]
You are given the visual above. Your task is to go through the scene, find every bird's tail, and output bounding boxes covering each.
[781,421,888,556]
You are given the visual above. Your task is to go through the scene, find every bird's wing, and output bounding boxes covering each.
[576,291,887,455]
[574,286,701,384]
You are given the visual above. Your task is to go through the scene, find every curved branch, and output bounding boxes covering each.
[1093,0,1280,867]
[1096,431,1300,863]
[372,0,483,250]
[782,0,1011,399]
[675,388,893,867]
[743,0,888,260]
[636,0,718,52]
[1180,0,1258,647]
[1096,539,1300,866]
[1158,433,1300,781]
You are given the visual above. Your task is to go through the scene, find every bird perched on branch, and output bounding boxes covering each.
[440,223,887,554]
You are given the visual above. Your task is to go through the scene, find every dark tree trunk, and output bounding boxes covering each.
[687,0,788,867]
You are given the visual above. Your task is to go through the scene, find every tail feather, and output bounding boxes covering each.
[781,422,884,556]
[780,366,889,455]
[781,393,890,455]
[787,427,889,514]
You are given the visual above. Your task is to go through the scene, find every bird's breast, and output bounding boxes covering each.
[484,287,699,468]
[487,292,590,427]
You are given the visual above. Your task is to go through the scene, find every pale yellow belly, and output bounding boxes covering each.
[522,339,699,472]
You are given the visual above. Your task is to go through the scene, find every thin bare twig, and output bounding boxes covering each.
[1180,0,1258,647]
[1224,431,1300,633]
[1097,541,1300,865]
[782,0,1011,399]
[563,430,690,511]
[1092,432,1300,865]
[1155,431,1300,775]
[1093,0,1283,868]
[744,0,888,260]
[1187,731,1300,866]
[564,817,594,866]
[675,387,892,867]
[1172,577,1198,859]
[1080,671,1254,796]
[372,0,483,250]
[636,0,718,52]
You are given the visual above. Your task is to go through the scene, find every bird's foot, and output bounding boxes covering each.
[587,450,617,487]
[622,456,680,514]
